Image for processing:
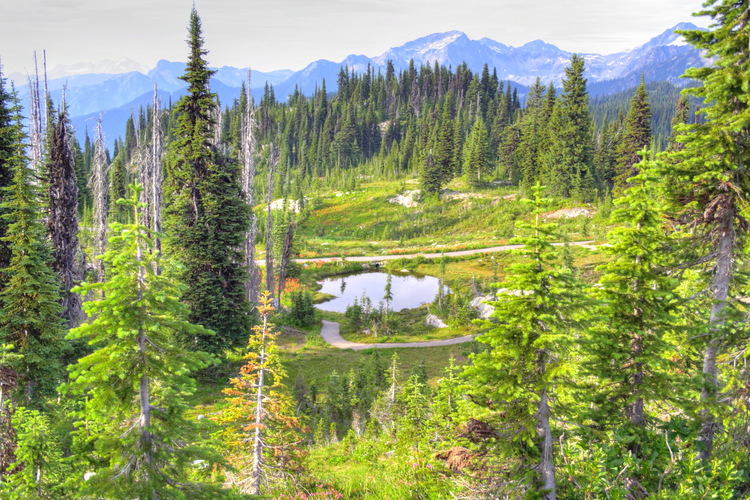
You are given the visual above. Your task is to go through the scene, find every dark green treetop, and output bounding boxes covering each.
[164,7,251,355]
[615,77,651,190]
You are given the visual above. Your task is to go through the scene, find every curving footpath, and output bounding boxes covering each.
[320,320,475,351]
[293,240,597,264]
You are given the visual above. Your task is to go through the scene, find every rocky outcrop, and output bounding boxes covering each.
[470,296,496,319]
[388,190,421,208]
[426,314,448,328]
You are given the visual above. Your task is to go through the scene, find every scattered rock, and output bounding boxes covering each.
[440,189,491,201]
[270,198,307,213]
[388,190,421,208]
[543,207,594,219]
[470,296,496,319]
[426,314,448,328]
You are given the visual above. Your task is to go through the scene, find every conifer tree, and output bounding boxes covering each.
[420,152,442,195]
[0,68,14,290]
[108,148,128,222]
[465,184,586,499]
[615,77,651,190]
[422,95,456,194]
[516,78,548,189]
[653,2,750,461]
[582,157,683,455]
[463,116,490,188]
[63,185,222,498]
[0,95,66,401]
[543,55,595,200]
[215,292,303,496]
[667,94,689,152]
[164,7,251,354]
[594,113,624,192]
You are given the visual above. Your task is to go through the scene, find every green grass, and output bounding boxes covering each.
[279,320,476,388]
[301,436,460,499]
[280,178,606,260]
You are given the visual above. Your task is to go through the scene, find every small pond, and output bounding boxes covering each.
[316,271,447,313]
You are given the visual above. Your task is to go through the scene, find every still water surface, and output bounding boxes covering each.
[316,271,446,313]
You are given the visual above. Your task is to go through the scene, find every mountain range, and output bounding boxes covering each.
[7,22,707,147]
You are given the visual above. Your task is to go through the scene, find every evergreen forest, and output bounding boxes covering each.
[0,1,749,498]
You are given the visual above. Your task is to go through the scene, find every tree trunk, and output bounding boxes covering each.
[698,208,735,460]
[47,109,83,328]
[249,312,268,496]
[90,118,109,282]
[151,84,163,265]
[537,352,557,500]
[629,250,646,428]
[265,147,277,305]
[135,208,154,476]
[242,72,261,303]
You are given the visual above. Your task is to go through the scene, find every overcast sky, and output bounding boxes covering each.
[1,0,711,76]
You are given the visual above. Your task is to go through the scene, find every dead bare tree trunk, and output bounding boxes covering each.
[212,103,223,149]
[27,54,44,181]
[47,104,83,328]
[151,84,163,260]
[135,114,152,232]
[265,146,278,306]
[242,71,261,303]
[89,118,109,282]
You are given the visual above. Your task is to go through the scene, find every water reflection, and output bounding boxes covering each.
[317,271,447,313]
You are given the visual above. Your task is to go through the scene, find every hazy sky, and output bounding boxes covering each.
[2,0,710,76]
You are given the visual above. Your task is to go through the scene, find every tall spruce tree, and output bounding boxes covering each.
[652,1,750,461]
[0,67,14,291]
[63,185,223,498]
[0,93,66,401]
[463,115,490,188]
[615,77,651,191]
[164,7,251,355]
[581,157,685,472]
[422,94,456,195]
[465,184,586,499]
[543,55,595,200]
[516,78,549,189]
